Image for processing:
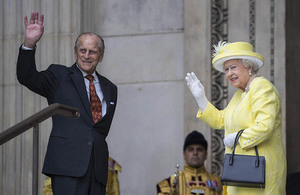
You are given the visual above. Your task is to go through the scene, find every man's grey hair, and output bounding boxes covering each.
[74,32,105,54]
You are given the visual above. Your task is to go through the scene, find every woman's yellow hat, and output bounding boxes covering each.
[212,41,264,72]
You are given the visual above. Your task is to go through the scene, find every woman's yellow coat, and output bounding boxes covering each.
[198,77,286,195]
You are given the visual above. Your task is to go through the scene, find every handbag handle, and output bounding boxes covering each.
[229,129,260,167]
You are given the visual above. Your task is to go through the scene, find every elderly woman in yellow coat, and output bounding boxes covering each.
[185,41,286,195]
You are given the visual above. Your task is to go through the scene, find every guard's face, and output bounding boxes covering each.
[75,34,103,75]
[184,144,207,168]
[224,59,251,91]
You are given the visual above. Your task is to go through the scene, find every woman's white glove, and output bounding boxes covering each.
[185,72,208,111]
[223,132,238,148]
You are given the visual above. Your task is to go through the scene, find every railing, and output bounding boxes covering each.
[0,103,80,195]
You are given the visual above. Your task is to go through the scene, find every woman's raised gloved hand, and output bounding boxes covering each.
[185,72,208,112]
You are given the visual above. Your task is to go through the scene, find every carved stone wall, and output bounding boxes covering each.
[210,0,228,176]
[0,0,287,194]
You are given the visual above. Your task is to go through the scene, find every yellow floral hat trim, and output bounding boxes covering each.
[212,41,264,72]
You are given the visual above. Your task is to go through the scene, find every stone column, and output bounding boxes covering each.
[184,0,214,171]
[0,0,81,194]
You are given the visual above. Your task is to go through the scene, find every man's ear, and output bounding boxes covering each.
[99,55,104,63]
[100,51,105,62]
[74,49,77,59]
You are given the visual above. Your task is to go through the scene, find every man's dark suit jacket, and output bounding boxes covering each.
[16,47,117,185]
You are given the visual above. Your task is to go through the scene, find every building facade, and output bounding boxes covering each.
[1,0,298,194]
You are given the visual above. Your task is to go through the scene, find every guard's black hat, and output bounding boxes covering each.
[183,130,208,151]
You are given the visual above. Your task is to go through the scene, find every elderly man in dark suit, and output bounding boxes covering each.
[17,12,118,195]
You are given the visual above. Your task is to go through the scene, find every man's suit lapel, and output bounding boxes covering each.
[69,64,94,121]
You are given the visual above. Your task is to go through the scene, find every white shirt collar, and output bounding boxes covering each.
[76,64,98,81]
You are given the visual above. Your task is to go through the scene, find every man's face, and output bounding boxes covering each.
[184,144,207,168]
[75,34,103,75]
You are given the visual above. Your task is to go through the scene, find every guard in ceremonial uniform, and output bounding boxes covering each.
[106,157,122,195]
[156,131,222,195]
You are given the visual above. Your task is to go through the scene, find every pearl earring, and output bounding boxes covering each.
[249,72,252,76]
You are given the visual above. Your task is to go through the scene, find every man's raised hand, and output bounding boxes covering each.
[24,12,44,48]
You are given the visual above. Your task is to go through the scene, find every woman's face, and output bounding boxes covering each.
[224,59,251,91]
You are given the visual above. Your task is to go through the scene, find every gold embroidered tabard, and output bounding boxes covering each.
[157,164,222,195]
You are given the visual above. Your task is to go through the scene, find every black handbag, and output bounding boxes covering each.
[221,130,265,188]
